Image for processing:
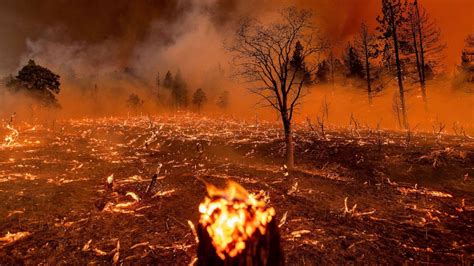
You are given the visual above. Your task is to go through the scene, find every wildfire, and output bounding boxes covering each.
[4,114,19,146]
[198,181,275,260]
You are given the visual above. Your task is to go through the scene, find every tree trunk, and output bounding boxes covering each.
[414,0,428,110]
[283,117,295,170]
[363,39,373,104]
[390,7,408,129]
[196,219,284,266]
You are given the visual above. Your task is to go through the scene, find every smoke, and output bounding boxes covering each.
[0,0,472,133]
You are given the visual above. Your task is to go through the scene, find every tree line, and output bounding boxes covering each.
[314,0,454,128]
[148,70,230,113]
[229,1,473,169]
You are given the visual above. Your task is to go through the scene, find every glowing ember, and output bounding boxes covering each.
[198,181,275,260]
[107,174,114,184]
[4,119,19,147]
[0,231,30,245]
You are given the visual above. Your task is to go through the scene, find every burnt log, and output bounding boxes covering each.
[196,219,284,266]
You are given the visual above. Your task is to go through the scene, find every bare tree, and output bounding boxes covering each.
[229,7,325,169]
[377,0,409,128]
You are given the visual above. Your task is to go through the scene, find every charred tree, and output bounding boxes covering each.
[402,0,445,107]
[197,219,283,266]
[196,182,283,266]
[358,23,379,104]
[377,0,409,128]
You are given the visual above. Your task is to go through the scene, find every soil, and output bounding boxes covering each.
[0,114,473,265]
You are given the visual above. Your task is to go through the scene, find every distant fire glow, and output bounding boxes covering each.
[198,182,275,259]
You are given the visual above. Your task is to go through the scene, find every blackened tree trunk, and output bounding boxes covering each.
[404,1,444,108]
[282,115,294,170]
[410,16,427,105]
[359,23,378,105]
[414,0,427,107]
[378,0,409,128]
[364,47,373,104]
[361,25,373,104]
[196,219,284,266]
[392,22,408,128]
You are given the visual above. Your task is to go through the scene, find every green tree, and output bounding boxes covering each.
[217,90,230,109]
[290,41,312,84]
[126,93,144,111]
[163,70,173,89]
[192,88,207,113]
[7,59,61,108]
[171,70,188,108]
[316,60,330,83]
[343,42,365,79]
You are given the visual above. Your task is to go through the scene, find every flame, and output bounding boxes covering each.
[126,191,140,202]
[4,123,19,146]
[198,181,275,260]
[107,174,114,184]
[0,231,30,245]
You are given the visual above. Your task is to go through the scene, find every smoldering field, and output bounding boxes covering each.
[0,0,474,264]
[0,114,473,264]
[1,80,472,135]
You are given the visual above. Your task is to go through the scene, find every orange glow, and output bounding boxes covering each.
[3,123,19,147]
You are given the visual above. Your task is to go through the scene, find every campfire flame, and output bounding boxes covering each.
[198,181,275,260]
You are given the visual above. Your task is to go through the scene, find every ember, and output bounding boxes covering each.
[3,113,19,147]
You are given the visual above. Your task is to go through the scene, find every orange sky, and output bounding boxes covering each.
[295,0,473,70]
[422,0,474,69]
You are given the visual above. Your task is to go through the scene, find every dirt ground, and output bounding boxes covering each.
[0,114,473,265]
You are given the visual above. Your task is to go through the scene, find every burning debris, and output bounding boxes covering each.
[342,197,376,218]
[106,174,114,190]
[196,181,283,265]
[3,113,19,147]
[0,114,472,264]
[0,231,30,247]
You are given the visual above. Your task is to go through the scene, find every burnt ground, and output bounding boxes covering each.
[0,114,473,265]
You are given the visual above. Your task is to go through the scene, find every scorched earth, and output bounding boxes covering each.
[0,114,473,264]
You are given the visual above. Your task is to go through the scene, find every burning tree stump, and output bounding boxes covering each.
[196,182,284,266]
[197,219,283,266]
